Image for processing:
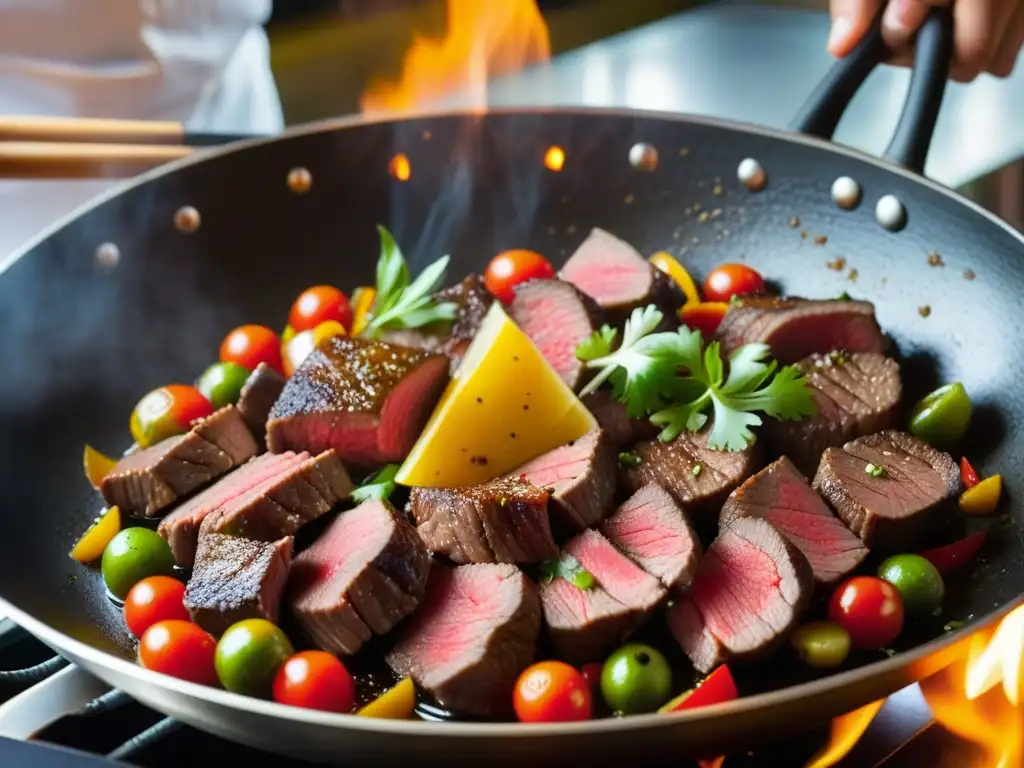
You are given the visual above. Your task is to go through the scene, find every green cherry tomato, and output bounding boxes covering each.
[790,622,852,669]
[215,619,294,697]
[101,528,176,600]
[196,362,251,409]
[908,382,972,449]
[600,643,673,714]
[877,554,946,615]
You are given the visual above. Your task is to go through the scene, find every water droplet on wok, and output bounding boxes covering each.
[174,206,201,234]
[737,158,766,191]
[629,142,658,171]
[875,194,907,232]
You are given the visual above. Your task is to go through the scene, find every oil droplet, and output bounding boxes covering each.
[388,153,411,182]
[174,206,201,234]
[737,158,766,192]
[544,145,565,172]
[875,194,907,232]
[831,176,862,210]
[95,242,120,268]
[628,142,658,171]
[287,166,312,194]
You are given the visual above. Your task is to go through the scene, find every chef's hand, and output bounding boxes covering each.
[828,0,1024,80]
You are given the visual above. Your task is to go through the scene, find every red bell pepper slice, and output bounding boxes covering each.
[917,531,987,575]
[960,457,981,489]
[662,665,738,713]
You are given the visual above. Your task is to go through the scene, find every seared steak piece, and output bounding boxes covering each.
[410,477,557,564]
[667,517,813,673]
[720,457,868,587]
[567,530,666,612]
[582,390,659,448]
[715,297,885,364]
[184,533,292,636]
[621,430,761,529]
[764,352,901,476]
[290,499,431,655]
[559,227,685,323]
[101,406,258,518]
[200,449,352,543]
[236,362,286,447]
[386,564,541,716]
[813,430,960,550]
[601,484,701,590]
[267,336,449,470]
[508,278,603,390]
[509,429,616,530]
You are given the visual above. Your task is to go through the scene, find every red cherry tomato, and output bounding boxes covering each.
[272,651,356,713]
[129,385,214,448]
[289,286,353,334]
[124,576,189,638]
[138,620,217,685]
[580,662,603,692]
[703,264,766,303]
[513,661,592,723]
[220,325,283,375]
[828,576,905,651]
[484,249,556,305]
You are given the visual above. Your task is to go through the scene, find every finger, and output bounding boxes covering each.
[829,0,885,56]
[989,0,1024,76]
[882,0,951,55]
[948,0,1004,81]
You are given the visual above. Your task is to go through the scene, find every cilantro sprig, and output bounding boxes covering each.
[539,554,595,590]
[361,226,458,336]
[351,464,400,503]
[577,305,817,451]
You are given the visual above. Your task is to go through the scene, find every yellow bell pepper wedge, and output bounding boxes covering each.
[83,444,118,489]
[351,286,377,336]
[313,320,347,348]
[959,474,1002,516]
[650,251,701,307]
[356,677,416,719]
[69,506,121,563]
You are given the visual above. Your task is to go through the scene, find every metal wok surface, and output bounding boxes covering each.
[0,107,1022,763]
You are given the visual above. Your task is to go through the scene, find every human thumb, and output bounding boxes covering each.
[828,0,884,56]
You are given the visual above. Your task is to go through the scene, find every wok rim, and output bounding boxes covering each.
[2,105,1023,736]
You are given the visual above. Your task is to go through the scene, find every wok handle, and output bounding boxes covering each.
[788,6,954,175]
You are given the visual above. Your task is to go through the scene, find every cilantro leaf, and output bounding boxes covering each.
[539,554,595,590]
[720,343,775,394]
[576,325,618,361]
[350,464,400,503]
[722,364,818,421]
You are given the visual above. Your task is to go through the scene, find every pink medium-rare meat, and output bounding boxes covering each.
[508,278,603,391]
[101,405,258,518]
[386,564,541,716]
[813,430,960,551]
[600,484,701,590]
[266,336,450,471]
[158,452,299,566]
[581,390,658,448]
[235,362,286,447]
[720,456,868,587]
[289,499,431,655]
[668,517,813,673]
[714,296,885,364]
[558,227,685,323]
[199,449,352,543]
[565,530,666,613]
[508,429,617,530]
[409,477,557,564]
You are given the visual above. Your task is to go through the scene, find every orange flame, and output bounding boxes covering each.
[697,756,726,768]
[360,0,551,114]
[803,698,886,768]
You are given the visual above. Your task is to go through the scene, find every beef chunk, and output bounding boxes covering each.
[582,390,658,449]
[290,499,431,655]
[601,484,701,590]
[267,336,449,471]
[621,429,761,529]
[101,406,257,518]
[509,429,616,530]
[764,352,901,476]
[667,517,813,673]
[184,533,292,636]
[386,564,541,716]
[409,477,557,564]
[715,297,885,364]
[508,278,603,390]
[720,456,868,587]
[200,449,352,543]
[559,228,685,323]
[236,362,286,446]
[813,430,960,550]
[566,529,665,612]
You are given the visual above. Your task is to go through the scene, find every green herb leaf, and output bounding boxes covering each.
[692,462,703,477]
[865,462,887,478]
[539,554,595,590]
[576,325,618,362]
[351,464,400,503]
[618,451,642,468]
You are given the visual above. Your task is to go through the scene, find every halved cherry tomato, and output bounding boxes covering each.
[960,457,981,489]
[703,264,765,303]
[130,385,214,448]
[681,302,729,340]
[659,665,738,713]
[273,651,356,713]
[918,531,987,575]
[828,576,904,651]
[289,286,353,334]
[484,249,556,305]
[83,444,117,489]
[281,329,316,378]
[580,662,603,692]
[220,325,284,375]
[513,660,592,723]
[124,576,189,638]
[138,620,217,685]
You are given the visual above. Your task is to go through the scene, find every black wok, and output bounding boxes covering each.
[0,8,1021,764]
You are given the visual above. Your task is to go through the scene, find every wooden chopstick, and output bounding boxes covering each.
[0,116,187,145]
[0,141,194,179]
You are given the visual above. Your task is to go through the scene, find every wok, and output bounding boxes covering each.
[0,8,1021,764]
